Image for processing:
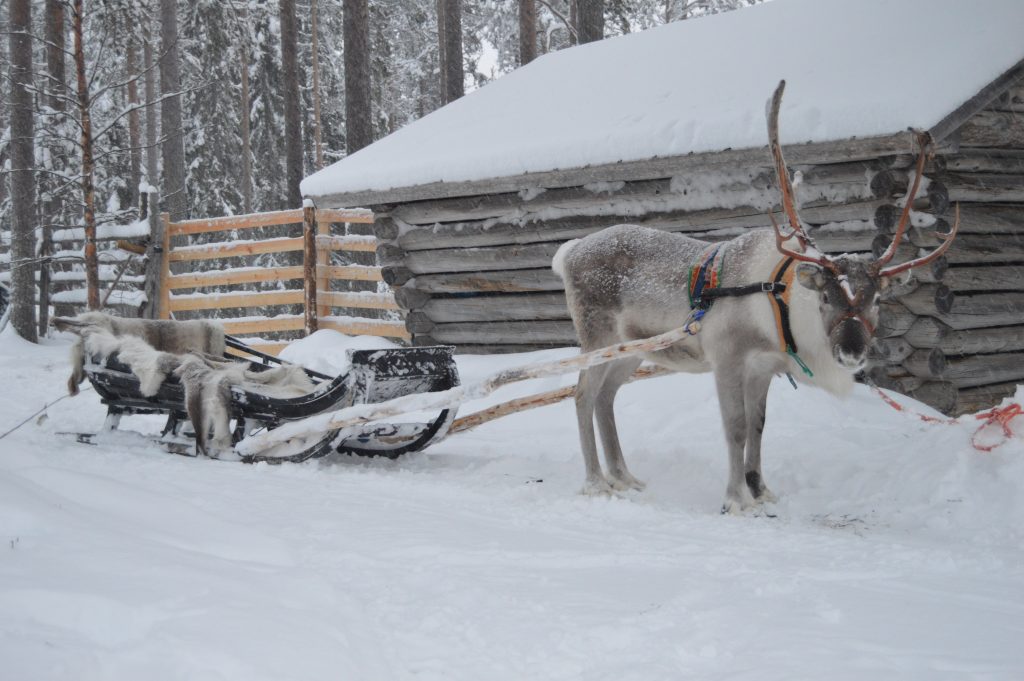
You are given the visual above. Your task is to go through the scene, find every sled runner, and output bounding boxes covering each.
[79,331,459,462]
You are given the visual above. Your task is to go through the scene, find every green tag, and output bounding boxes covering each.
[787,346,814,378]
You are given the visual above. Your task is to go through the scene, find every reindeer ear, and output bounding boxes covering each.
[795,263,826,290]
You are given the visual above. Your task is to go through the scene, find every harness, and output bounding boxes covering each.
[688,245,813,379]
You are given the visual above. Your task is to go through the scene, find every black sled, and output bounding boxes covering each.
[82,335,459,462]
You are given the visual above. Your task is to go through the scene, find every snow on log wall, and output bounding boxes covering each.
[371,84,1024,416]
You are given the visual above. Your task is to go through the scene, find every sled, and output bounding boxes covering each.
[83,334,460,462]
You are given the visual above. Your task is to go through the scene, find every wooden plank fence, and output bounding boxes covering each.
[2,219,150,320]
[159,206,407,355]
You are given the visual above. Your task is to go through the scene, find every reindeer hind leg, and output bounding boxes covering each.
[575,365,614,496]
[594,357,645,491]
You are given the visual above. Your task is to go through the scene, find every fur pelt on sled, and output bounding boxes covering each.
[172,353,316,456]
[57,315,316,457]
[53,312,225,396]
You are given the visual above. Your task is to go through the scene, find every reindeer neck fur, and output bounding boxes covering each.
[704,230,856,397]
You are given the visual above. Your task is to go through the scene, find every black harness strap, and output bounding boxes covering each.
[699,259,799,354]
[702,281,786,300]
[690,249,799,357]
[769,257,799,354]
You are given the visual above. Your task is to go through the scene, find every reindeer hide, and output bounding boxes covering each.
[58,318,318,458]
[53,312,225,396]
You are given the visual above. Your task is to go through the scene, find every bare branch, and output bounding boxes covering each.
[536,0,578,40]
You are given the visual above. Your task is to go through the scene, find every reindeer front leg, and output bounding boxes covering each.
[742,367,777,503]
[714,367,757,514]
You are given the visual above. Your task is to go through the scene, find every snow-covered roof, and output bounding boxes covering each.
[302,0,1024,208]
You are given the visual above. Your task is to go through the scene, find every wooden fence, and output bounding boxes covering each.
[0,220,147,322]
[159,206,406,354]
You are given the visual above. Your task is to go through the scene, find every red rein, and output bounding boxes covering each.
[871,387,1022,452]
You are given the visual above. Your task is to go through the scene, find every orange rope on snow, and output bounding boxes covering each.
[871,386,1022,452]
[871,387,950,425]
[972,403,1024,453]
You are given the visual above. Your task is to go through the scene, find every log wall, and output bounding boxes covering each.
[370,82,1024,415]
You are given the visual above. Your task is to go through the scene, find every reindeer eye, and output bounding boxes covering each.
[822,292,830,304]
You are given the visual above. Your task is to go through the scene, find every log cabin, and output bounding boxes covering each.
[301,0,1024,415]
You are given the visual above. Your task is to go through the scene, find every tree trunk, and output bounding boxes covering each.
[39,0,67,336]
[142,204,163,319]
[437,0,464,104]
[519,0,536,66]
[237,5,253,213]
[142,14,162,319]
[143,20,159,189]
[576,0,604,44]
[310,0,325,170]
[159,0,188,221]
[8,0,37,340]
[569,0,578,45]
[279,0,303,207]
[343,0,372,154]
[126,35,142,211]
[72,0,99,311]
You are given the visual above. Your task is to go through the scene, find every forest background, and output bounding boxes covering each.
[0,0,756,339]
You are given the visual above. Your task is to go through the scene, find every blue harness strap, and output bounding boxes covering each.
[688,245,724,310]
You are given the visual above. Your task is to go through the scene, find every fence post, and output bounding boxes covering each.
[303,201,319,335]
[316,214,330,321]
[158,212,172,319]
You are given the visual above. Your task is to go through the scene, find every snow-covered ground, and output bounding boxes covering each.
[1,328,1023,680]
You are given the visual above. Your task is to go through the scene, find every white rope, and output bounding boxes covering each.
[0,386,92,441]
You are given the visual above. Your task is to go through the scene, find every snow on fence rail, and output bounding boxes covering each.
[159,207,406,355]
[38,218,148,317]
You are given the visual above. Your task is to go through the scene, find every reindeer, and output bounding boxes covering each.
[552,81,958,513]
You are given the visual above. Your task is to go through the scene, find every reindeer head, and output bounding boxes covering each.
[766,80,959,371]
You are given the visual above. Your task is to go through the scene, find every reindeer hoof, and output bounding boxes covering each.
[608,472,646,492]
[721,488,757,515]
[581,477,615,497]
[745,471,778,503]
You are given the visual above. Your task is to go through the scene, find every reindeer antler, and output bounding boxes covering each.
[766,81,959,280]
[766,80,839,274]
[870,131,932,274]
[877,204,961,277]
